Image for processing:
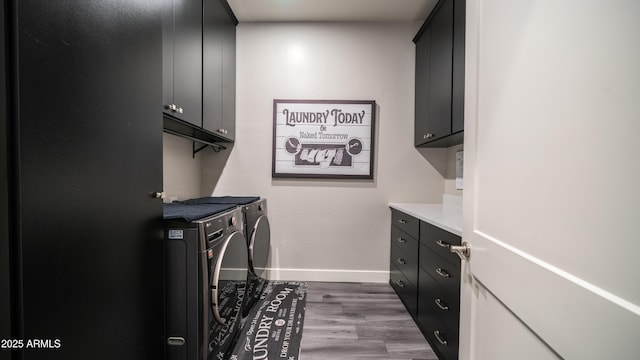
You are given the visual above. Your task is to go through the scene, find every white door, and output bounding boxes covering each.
[460,1,640,359]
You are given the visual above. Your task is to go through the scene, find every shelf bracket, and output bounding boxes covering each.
[192,142,222,158]
[162,128,226,158]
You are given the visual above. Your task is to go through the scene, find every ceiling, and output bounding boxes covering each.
[227,0,438,22]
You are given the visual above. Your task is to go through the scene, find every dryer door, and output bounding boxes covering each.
[248,215,271,278]
[210,231,249,326]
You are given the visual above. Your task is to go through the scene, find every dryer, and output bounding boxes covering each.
[179,197,271,279]
[178,197,272,317]
[163,204,250,360]
[241,198,270,279]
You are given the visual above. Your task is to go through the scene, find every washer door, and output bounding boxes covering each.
[248,215,271,278]
[210,231,249,326]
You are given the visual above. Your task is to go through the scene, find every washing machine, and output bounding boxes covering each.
[163,203,250,360]
[179,197,272,315]
[179,197,271,279]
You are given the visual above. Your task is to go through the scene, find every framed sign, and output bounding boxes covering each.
[272,99,376,179]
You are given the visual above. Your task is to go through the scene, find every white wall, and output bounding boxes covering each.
[200,22,448,282]
[163,133,202,202]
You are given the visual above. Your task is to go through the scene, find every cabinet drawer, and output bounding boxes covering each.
[390,264,417,318]
[418,307,459,360]
[391,242,418,288]
[419,245,460,298]
[418,267,459,332]
[420,221,461,266]
[391,226,419,262]
[391,209,419,239]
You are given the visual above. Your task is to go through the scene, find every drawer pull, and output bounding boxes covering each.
[395,280,405,288]
[435,298,449,311]
[398,219,407,224]
[397,237,407,244]
[436,240,450,248]
[433,330,448,346]
[435,268,451,278]
[396,258,406,265]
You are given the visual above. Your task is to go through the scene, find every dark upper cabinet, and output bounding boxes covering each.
[451,0,466,134]
[163,0,203,126]
[414,25,431,146]
[203,0,237,141]
[163,0,237,145]
[414,0,465,148]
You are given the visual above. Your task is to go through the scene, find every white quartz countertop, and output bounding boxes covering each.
[388,201,462,237]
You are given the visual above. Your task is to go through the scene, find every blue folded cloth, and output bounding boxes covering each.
[163,202,237,222]
[179,196,260,205]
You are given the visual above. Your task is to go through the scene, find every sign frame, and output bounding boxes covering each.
[272,99,376,179]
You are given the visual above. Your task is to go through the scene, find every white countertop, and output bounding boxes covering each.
[388,196,462,236]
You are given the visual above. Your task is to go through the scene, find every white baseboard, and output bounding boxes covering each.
[262,268,390,283]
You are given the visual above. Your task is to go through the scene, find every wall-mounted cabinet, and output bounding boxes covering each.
[163,0,203,127]
[203,0,237,141]
[414,0,465,148]
[163,0,237,145]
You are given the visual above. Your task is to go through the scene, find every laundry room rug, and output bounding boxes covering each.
[230,281,308,360]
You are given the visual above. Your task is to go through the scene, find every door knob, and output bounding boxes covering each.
[450,241,471,261]
[153,192,165,199]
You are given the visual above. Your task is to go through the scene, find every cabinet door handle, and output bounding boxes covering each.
[433,330,448,346]
[177,107,183,114]
[424,133,434,139]
[395,280,405,288]
[436,240,450,248]
[435,267,451,278]
[397,237,406,244]
[396,258,406,265]
[434,298,449,311]
[398,219,407,224]
[167,337,185,346]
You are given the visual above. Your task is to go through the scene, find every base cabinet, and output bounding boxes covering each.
[389,209,420,317]
[389,209,461,360]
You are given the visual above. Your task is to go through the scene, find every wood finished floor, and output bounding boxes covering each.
[300,282,438,360]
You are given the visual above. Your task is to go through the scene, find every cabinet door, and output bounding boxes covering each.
[221,6,236,140]
[390,264,418,317]
[451,0,465,134]
[427,0,453,142]
[203,0,235,141]
[414,26,431,146]
[165,0,202,126]
[203,0,224,136]
[162,0,176,120]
